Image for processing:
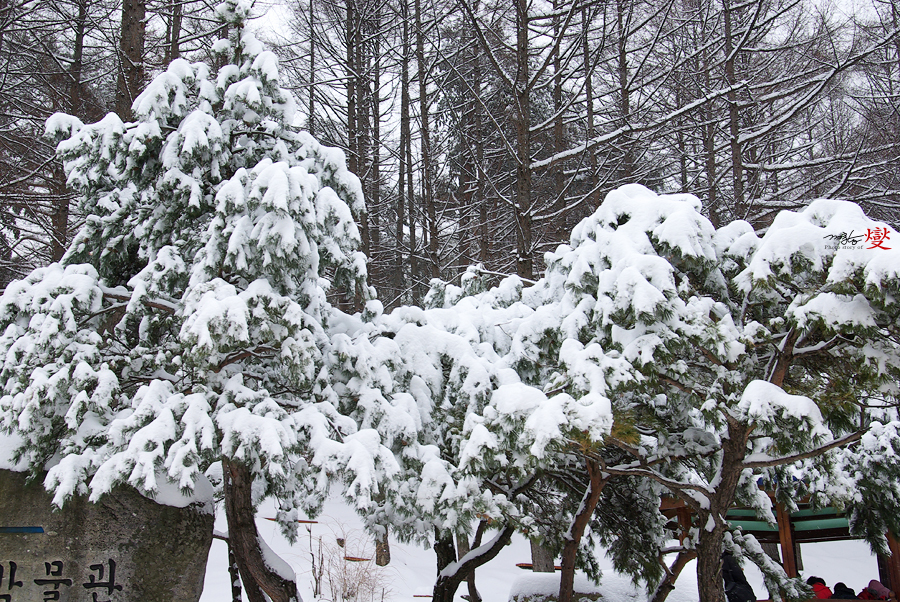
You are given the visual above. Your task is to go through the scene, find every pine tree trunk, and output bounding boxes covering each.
[375,528,391,567]
[694,418,748,602]
[649,550,697,602]
[432,526,514,602]
[559,460,606,602]
[227,539,243,602]
[222,457,299,602]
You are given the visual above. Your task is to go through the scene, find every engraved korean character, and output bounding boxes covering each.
[0,561,23,602]
[82,559,123,602]
[33,561,73,602]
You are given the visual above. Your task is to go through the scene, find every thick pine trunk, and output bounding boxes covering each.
[559,460,606,602]
[531,539,555,572]
[694,419,748,602]
[222,457,299,602]
[696,524,728,602]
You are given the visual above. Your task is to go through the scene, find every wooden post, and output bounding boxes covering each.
[776,503,797,577]
[677,507,692,544]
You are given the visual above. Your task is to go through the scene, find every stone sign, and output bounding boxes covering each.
[0,469,214,602]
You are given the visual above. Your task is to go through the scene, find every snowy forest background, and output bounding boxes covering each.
[1,0,899,298]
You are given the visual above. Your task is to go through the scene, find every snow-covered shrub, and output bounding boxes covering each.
[399,184,900,602]
[0,1,375,600]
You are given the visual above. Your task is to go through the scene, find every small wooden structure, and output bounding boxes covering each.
[662,498,900,589]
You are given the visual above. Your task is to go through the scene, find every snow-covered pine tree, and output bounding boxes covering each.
[0,2,371,600]
[304,297,524,602]
[434,185,900,602]
[302,265,651,602]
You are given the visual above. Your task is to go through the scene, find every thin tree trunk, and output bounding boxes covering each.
[346,0,357,174]
[649,550,697,602]
[702,50,719,227]
[399,0,418,302]
[474,45,488,264]
[396,0,412,300]
[583,5,599,208]
[370,8,382,286]
[552,0,564,222]
[165,0,183,62]
[308,0,315,135]
[616,0,633,180]
[432,526,514,602]
[227,539,243,602]
[722,0,744,217]
[116,0,146,120]
[514,0,533,280]
[70,0,87,116]
[222,457,299,602]
[414,0,438,279]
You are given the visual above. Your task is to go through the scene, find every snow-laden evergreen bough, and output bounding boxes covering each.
[418,185,900,602]
[0,2,376,600]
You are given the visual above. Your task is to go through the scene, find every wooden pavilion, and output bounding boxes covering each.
[662,498,900,590]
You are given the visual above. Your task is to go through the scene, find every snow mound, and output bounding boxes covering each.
[510,573,601,602]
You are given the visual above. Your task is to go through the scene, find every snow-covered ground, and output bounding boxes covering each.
[199,498,882,602]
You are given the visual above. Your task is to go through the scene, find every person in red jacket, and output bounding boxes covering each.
[807,577,834,599]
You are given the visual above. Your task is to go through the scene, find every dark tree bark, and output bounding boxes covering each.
[227,539,243,602]
[456,522,485,602]
[513,0,533,280]
[559,459,607,602]
[432,525,515,602]
[722,0,745,217]
[531,539,555,572]
[346,0,357,174]
[116,0,146,120]
[375,527,391,566]
[222,457,299,602]
[649,550,697,602]
[692,419,748,602]
[165,0,183,63]
[414,0,438,279]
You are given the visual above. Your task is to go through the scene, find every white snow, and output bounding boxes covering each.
[196,496,885,602]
